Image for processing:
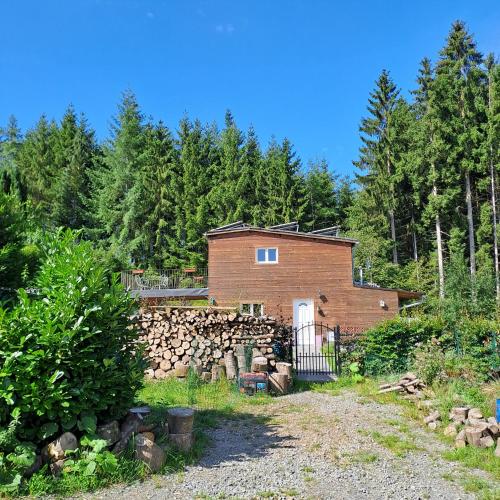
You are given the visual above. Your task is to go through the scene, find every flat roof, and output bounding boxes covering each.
[205,226,358,245]
[354,284,423,300]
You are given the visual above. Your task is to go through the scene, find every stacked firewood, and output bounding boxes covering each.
[378,373,426,397]
[137,307,287,380]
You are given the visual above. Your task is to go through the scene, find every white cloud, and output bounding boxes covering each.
[215,23,235,35]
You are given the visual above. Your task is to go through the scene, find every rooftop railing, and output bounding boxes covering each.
[121,268,208,291]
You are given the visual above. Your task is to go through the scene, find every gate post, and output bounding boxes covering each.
[335,324,341,376]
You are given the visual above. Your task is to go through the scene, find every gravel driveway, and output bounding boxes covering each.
[84,389,497,499]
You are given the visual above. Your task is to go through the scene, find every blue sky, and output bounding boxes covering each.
[1,1,499,177]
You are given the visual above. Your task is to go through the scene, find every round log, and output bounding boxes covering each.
[251,356,268,373]
[269,373,290,395]
[159,360,172,371]
[169,432,194,452]
[276,362,293,381]
[224,352,237,380]
[167,408,194,434]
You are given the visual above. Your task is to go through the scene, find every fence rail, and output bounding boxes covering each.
[121,269,208,291]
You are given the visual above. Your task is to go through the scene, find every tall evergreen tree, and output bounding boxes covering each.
[0,116,23,198]
[93,91,145,264]
[52,107,97,228]
[17,115,58,221]
[435,21,487,277]
[354,70,401,264]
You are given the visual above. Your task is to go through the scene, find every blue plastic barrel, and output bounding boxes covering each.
[497,399,500,423]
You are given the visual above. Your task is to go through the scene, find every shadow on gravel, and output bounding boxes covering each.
[194,410,297,468]
[145,402,296,470]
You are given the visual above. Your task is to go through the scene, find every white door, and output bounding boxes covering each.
[293,299,314,345]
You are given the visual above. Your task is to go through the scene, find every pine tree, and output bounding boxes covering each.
[17,115,58,221]
[302,159,339,231]
[0,116,23,198]
[93,91,145,264]
[52,107,97,228]
[354,70,401,264]
[485,54,500,301]
[435,21,487,277]
[262,138,305,226]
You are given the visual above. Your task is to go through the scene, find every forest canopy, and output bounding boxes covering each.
[0,20,498,315]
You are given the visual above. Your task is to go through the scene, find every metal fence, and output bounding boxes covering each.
[121,268,208,291]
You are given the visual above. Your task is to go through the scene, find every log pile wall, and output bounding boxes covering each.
[137,307,288,380]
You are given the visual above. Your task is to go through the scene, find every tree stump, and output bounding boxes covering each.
[251,356,268,373]
[167,408,194,434]
[169,432,193,452]
[175,364,189,378]
[276,362,293,382]
[224,352,237,380]
[269,373,290,395]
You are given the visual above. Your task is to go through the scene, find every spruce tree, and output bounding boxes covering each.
[93,91,145,264]
[435,21,487,277]
[17,115,58,222]
[354,70,401,264]
[0,116,23,198]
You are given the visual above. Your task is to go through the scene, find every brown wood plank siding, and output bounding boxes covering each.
[208,232,400,330]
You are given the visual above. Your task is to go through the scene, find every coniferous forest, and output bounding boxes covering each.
[0,21,499,316]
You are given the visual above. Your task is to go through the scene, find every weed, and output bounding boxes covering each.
[442,447,500,481]
[349,451,378,463]
[370,431,419,457]
[301,466,315,473]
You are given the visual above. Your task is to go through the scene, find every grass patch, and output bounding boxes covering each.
[460,475,500,499]
[442,446,500,481]
[349,451,379,464]
[24,375,274,497]
[370,431,419,457]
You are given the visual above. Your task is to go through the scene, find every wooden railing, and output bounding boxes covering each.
[121,268,208,291]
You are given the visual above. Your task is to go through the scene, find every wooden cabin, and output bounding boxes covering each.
[206,222,421,333]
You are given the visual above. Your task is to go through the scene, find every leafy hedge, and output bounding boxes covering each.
[357,316,499,376]
[0,229,145,443]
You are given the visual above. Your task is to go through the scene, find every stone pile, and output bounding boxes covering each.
[137,307,288,380]
[378,373,426,398]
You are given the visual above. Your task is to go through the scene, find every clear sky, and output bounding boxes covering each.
[1,1,499,177]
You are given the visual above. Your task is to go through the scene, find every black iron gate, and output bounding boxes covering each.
[290,323,341,376]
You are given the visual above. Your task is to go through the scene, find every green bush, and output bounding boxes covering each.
[411,339,446,385]
[357,316,445,375]
[0,229,144,443]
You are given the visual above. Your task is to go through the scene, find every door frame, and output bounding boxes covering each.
[293,298,315,345]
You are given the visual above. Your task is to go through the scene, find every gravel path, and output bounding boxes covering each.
[84,389,498,499]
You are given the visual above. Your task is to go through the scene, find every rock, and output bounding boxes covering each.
[455,429,466,448]
[169,432,194,452]
[495,439,500,457]
[141,431,155,442]
[113,412,143,455]
[487,416,497,425]
[167,407,194,434]
[449,407,469,423]
[134,434,165,472]
[487,423,500,438]
[443,423,458,437]
[470,421,488,433]
[50,459,66,476]
[465,427,483,447]
[468,417,486,426]
[424,411,440,424]
[428,421,439,430]
[97,420,121,446]
[468,408,483,420]
[23,455,42,478]
[479,435,495,448]
[46,432,78,462]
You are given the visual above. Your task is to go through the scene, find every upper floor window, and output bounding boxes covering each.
[256,247,278,264]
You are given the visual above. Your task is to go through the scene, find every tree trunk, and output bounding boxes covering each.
[433,180,445,299]
[488,67,500,302]
[411,211,418,262]
[464,170,476,276]
[387,155,398,265]
[491,142,499,302]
